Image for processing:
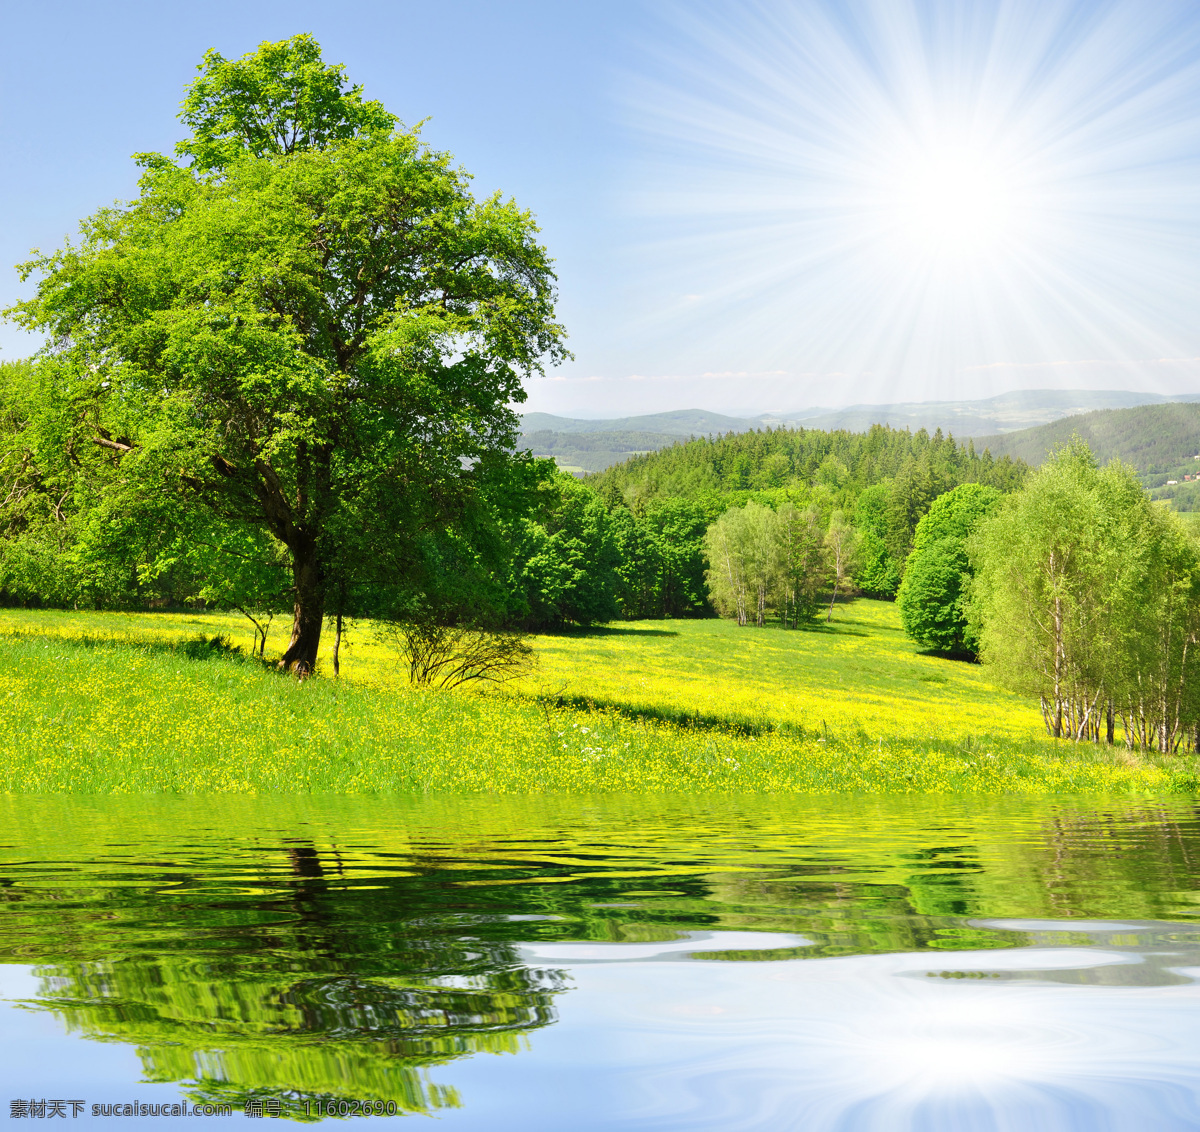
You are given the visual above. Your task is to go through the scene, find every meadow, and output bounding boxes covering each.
[0,600,1194,794]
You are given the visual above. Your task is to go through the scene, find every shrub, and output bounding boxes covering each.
[898,483,1001,653]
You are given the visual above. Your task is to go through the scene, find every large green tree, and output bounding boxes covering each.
[5,36,567,673]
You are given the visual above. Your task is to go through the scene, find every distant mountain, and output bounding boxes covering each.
[765,389,1200,436]
[972,401,1200,510]
[517,391,1200,476]
[517,429,685,474]
[519,409,751,436]
[516,409,753,473]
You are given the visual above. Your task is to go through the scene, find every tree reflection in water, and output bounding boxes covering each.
[9,838,568,1117]
[2,796,1200,1123]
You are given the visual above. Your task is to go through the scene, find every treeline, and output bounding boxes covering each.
[589,423,1026,614]
[590,422,1027,503]
[0,365,1026,637]
[509,423,1030,628]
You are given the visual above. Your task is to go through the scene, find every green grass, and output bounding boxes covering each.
[0,600,1194,794]
[513,601,1042,743]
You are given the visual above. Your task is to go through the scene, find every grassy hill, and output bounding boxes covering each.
[0,601,1185,793]
[973,402,1200,509]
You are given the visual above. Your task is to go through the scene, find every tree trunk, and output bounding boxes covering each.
[280,536,323,677]
[333,611,343,679]
[1051,589,1064,739]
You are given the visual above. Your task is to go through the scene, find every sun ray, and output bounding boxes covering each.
[619,0,1200,404]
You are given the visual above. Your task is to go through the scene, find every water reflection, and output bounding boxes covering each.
[594,946,1200,1131]
[0,827,570,1116]
[0,796,1198,1128]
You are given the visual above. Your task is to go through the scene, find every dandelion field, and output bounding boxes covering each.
[0,601,1194,794]
[514,601,1039,742]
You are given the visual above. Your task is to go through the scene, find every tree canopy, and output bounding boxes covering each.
[897,482,1002,653]
[176,34,397,170]
[5,36,567,673]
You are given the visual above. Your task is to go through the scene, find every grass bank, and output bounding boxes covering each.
[0,602,1193,794]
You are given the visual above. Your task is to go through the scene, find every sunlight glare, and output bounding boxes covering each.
[624,0,1200,400]
[890,146,1016,260]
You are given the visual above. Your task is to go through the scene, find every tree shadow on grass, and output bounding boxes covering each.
[1,629,275,669]
[548,625,681,638]
[740,619,869,639]
[551,619,871,640]
[524,688,795,738]
[801,622,870,638]
[914,647,980,665]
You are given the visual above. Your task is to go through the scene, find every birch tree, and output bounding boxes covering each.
[970,440,1200,749]
[775,501,825,627]
[1108,503,1200,752]
[704,506,750,625]
[824,510,859,622]
[703,502,776,626]
[970,442,1118,739]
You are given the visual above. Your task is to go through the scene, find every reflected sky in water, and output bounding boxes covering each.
[521,937,1200,1131]
[0,795,1198,1130]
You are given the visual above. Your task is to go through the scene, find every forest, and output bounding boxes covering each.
[0,349,1024,632]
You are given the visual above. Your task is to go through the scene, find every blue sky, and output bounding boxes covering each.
[5,0,1200,417]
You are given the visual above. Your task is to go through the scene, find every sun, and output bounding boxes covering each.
[888,146,1017,261]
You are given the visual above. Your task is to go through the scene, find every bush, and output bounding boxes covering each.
[390,621,535,689]
[898,483,1002,653]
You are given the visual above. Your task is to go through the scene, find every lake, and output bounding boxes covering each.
[1,794,1198,1130]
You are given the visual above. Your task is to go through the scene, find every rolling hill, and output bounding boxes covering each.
[516,410,753,473]
[519,409,750,436]
[764,389,1200,436]
[972,402,1200,510]
[518,391,1200,475]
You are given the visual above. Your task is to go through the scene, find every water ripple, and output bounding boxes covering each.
[575,946,1200,1131]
